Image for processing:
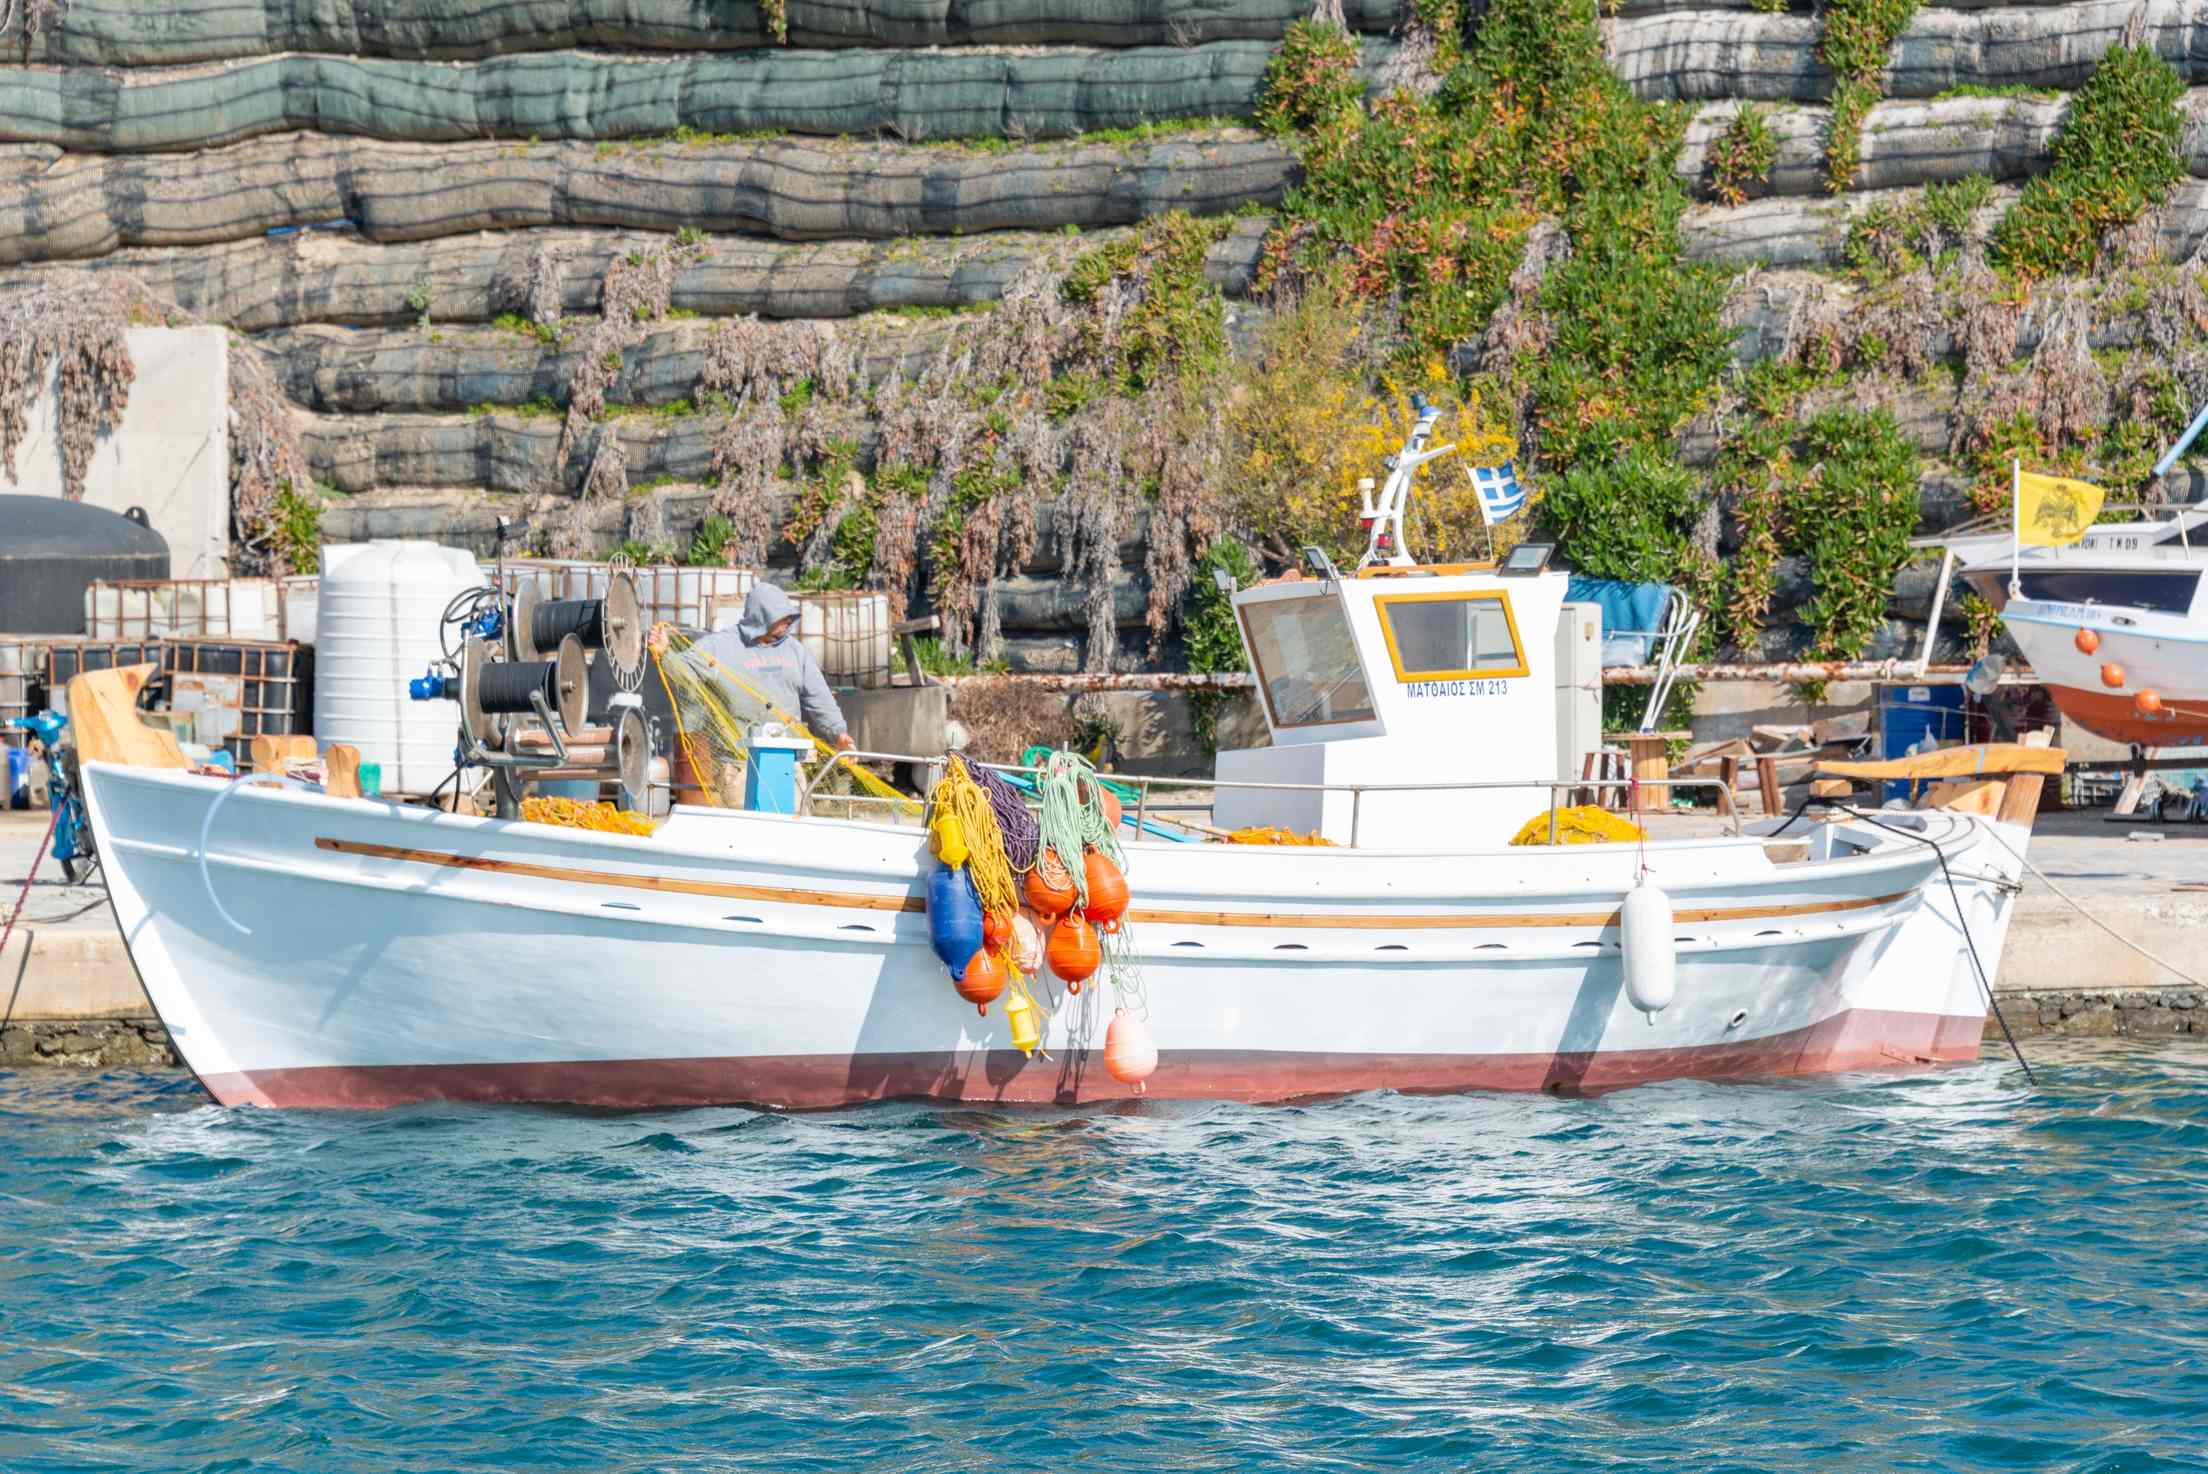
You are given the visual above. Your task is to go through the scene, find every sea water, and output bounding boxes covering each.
[3,1042,2205,1473]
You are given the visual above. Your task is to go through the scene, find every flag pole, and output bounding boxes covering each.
[2009,456,2022,600]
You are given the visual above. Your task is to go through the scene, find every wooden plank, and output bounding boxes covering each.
[251,733,318,772]
[1814,742,2065,782]
[1998,773,2048,826]
[324,743,362,799]
[63,663,187,770]
[1923,778,2004,816]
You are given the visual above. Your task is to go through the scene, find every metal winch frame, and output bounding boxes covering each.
[414,545,657,819]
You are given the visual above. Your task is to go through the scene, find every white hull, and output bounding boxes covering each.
[83,763,2027,1108]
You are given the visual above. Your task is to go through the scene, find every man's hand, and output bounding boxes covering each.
[835,734,856,752]
[648,622,669,657]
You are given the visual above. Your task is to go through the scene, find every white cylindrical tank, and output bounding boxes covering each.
[312,540,482,794]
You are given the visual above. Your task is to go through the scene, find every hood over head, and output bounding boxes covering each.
[738,582,800,645]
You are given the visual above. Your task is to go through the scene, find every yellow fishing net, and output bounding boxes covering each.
[1215,826,1337,846]
[519,796,659,836]
[929,756,1019,918]
[1508,806,1646,846]
[652,625,920,819]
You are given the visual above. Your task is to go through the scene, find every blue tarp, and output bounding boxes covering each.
[1565,578,1673,666]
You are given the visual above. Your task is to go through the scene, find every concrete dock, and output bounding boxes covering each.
[4,806,2204,1069]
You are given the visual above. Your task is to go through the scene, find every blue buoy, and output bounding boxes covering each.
[927,866,983,979]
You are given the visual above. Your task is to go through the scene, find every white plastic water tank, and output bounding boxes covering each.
[312,540,482,794]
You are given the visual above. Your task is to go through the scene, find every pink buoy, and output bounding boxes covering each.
[1103,1008,1158,1092]
[1010,910,1045,974]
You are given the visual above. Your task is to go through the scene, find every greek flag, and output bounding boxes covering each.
[1468,460,1527,526]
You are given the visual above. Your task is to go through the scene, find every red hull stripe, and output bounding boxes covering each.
[313,837,1909,931]
[202,1009,1988,1110]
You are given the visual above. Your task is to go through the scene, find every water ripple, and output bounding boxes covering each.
[1,1044,2205,1471]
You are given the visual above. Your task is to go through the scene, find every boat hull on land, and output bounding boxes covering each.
[86,763,2023,1109]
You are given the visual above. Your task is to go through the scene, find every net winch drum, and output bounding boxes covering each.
[614,703,650,804]
[512,568,645,683]
[462,632,588,741]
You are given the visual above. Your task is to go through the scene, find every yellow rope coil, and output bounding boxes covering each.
[518,796,658,836]
[932,755,1019,918]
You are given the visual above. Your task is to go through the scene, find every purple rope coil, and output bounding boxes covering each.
[974,763,1041,873]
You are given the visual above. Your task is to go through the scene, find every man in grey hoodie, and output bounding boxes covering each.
[685,583,855,750]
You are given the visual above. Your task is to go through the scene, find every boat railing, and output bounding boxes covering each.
[799,751,1744,845]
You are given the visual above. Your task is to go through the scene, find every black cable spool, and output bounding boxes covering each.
[464,633,589,740]
[513,570,643,682]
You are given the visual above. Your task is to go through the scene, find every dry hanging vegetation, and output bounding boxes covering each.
[0,277,315,574]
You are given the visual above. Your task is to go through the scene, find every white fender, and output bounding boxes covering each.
[1620,879,1676,1018]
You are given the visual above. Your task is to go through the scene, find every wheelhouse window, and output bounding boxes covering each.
[1374,593,1528,681]
[1967,568,2203,616]
[1238,594,1377,729]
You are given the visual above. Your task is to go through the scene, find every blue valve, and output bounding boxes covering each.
[470,608,503,640]
[409,670,454,701]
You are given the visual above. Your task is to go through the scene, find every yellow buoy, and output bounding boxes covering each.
[1006,987,1041,1056]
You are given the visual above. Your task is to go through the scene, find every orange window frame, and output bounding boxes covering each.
[1371,590,1529,683]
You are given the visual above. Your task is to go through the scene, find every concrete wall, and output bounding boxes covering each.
[1,326,231,576]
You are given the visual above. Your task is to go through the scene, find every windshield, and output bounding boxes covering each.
[1239,594,1377,729]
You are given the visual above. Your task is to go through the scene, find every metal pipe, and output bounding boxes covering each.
[1602,660,1975,686]
[2155,397,2208,476]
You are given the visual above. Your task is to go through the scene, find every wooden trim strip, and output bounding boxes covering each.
[316,837,1911,931]
[1130,891,1913,930]
[315,838,927,913]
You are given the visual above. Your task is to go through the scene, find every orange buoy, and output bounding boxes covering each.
[1104,1008,1158,1091]
[981,908,1011,949]
[2135,688,2165,718]
[1025,851,1078,920]
[1082,848,1130,932]
[1047,912,1101,992]
[1101,789,1123,831]
[2075,628,2101,655]
[2102,662,2127,689]
[956,945,1006,1014]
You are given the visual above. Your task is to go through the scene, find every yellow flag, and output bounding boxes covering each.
[2016,470,2105,546]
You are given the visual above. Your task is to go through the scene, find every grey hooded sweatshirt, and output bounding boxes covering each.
[690,583,849,742]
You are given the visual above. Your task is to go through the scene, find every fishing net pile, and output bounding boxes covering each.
[652,625,915,817]
[921,750,1157,1090]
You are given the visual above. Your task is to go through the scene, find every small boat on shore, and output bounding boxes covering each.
[1927,503,2208,748]
[78,412,2060,1110]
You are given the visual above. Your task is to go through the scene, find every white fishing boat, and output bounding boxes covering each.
[1921,504,2208,747]
[78,407,2059,1109]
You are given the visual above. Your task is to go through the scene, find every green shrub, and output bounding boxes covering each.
[1181,538,1259,750]
[1061,212,1232,393]
[1991,44,2185,279]
[1255,21,1365,135]
[1818,0,1920,190]
[1791,409,1920,658]
[1841,173,1991,281]
[1707,104,1777,206]
[1538,448,1704,584]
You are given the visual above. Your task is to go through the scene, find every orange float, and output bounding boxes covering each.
[2101,663,2127,689]
[956,946,1006,1014]
[2075,628,2101,655]
[1104,1009,1158,1091]
[1082,848,1130,932]
[1047,912,1101,992]
[1101,789,1123,830]
[981,908,1011,949]
[2135,689,2166,718]
[1025,851,1078,920]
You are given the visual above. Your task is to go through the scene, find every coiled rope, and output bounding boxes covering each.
[973,762,1040,873]
[1036,750,1120,907]
[934,755,1019,918]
